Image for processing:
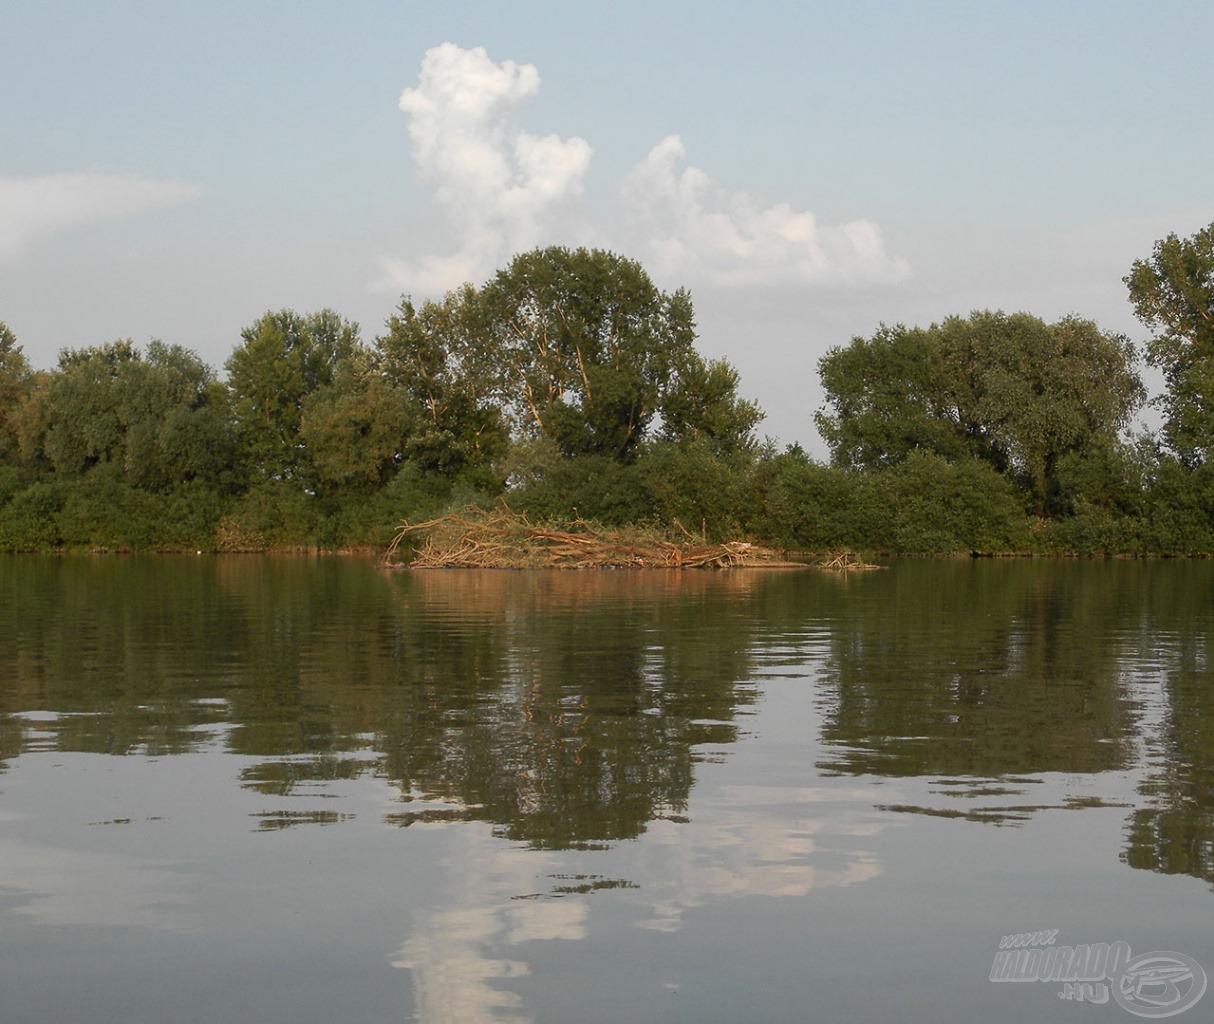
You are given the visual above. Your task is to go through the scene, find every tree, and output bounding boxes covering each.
[41,341,140,474]
[226,309,360,479]
[815,322,978,471]
[817,311,1144,512]
[1125,221,1214,463]
[958,313,1143,503]
[659,347,764,457]
[0,321,32,465]
[374,290,507,475]
[377,247,759,473]
[120,341,235,492]
[29,339,232,490]
[299,347,415,491]
[476,247,700,461]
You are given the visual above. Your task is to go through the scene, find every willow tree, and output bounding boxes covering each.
[225,309,360,480]
[0,321,31,465]
[1126,221,1214,464]
[374,288,507,476]
[24,340,230,490]
[378,247,760,468]
[476,247,699,461]
[817,310,1144,513]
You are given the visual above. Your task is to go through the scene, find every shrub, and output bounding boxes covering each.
[0,479,68,550]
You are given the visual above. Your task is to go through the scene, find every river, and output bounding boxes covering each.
[0,556,1210,1022]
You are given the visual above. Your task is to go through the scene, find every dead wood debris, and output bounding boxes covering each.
[380,505,801,570]
[813,549,883,571]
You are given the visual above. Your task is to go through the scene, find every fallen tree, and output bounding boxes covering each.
[380,505,802,570]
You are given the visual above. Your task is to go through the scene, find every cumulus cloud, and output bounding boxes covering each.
[379,42,592,293]
[381,44,907,295]
[620,135,909,287]
[0,173,201,259]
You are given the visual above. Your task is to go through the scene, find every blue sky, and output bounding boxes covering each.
[3,1,1212,449]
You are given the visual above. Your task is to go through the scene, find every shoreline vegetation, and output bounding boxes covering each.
[2,225,1214,560]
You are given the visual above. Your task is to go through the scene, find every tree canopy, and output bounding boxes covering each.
[1126,221,1214,464]
[0,321,32,465]
[14,234,1214,555]
[376,247,761,467]
[225,309,360,480]
[374,288,507,476]
[817,311,1143,511]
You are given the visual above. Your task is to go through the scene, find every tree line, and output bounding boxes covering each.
[1,224,1212,555]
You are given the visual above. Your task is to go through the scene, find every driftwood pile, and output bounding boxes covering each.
[381,506,799,570]
[815,549,883,571]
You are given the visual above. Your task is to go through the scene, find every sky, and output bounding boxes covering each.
[3,0,1213,452]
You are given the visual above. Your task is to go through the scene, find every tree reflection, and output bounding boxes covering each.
[803,560,1214,889]
[1121,564,1214,887]
[3,557,1214,885]
[369,572,761,847]
[0,558,764,849]
[811,561,1140,779]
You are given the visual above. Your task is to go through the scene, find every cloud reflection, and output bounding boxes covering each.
[393,783,885,1022]
[632,785,884,933]
[0,837,198,933]
[393,833,585,1024]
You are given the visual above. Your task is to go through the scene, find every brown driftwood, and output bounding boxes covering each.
[380,505,801,570]
[813,549,883,571]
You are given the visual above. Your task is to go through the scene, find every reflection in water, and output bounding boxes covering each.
[1,557,1214,1023]
[1121,565,1214,885]
[391,781,887,1024]
[1,559,1213,879]
[393,834,587,1024]
[629,785,884,933]
[0,561,765,850]
[375,571,760,849]
[0,835,197,932]
[803,561,1214,885]
[813,562,1140,779]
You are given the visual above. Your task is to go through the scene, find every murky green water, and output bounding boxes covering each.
[0,557,1211,1022]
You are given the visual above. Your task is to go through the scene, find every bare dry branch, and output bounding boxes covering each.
[380,503,804,571]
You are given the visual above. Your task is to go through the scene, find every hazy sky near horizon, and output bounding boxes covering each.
[3,1,1212,450]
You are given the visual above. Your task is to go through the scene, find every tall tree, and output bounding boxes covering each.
[0,321,32,465]
[374,290,507,475]
[226,309,359,479]
[120,341,235,492]
[1125,221,1214,464]
[817,311,1143,512]
[41,341,140,474]
[477,247,699,461]
[299,347,415,491]
[659,347,764,457]
[815,322,978,471]
[27,340,232,489]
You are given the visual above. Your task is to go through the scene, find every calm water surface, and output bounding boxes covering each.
[0,557,1211,1023]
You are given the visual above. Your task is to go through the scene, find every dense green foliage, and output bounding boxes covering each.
[1126,223,1214,465]
[3,227,1214,555]
[816,311,1144,514]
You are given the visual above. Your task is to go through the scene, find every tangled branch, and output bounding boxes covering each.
[381,504,799,570]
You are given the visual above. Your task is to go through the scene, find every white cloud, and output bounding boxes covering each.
[0,173,201,259]
[381,45,908,296]
[379,42,592,294]
[620,135,910,287]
